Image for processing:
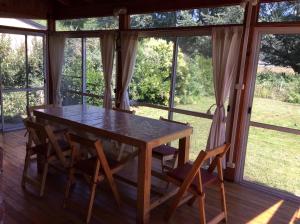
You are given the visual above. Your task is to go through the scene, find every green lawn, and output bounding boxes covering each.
[132,97,300,197]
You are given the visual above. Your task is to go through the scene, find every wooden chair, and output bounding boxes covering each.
[153,117,189,173]
[22,119,71,197]
[112,107,136,161]
[26,104,55,122]
[63,133,128,223]
[165,144,230,224]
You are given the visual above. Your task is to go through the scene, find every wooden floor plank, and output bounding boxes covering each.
[1,130,299,224]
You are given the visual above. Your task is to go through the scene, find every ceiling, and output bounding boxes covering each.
[0,0,248,20]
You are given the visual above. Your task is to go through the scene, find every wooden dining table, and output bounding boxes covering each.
[33,104,193,224]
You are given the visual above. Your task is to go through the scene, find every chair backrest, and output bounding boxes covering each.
[159,116,190,126]
[179,144,230,194]
[112,107,136,115]
[44,125,68,166]
[23,119,48,146]
[66,133,113,178]
[27,104,55,121]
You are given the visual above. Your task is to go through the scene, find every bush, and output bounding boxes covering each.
[255,71,300,103]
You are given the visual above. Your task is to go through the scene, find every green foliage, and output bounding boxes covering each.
[255,71,300,103]
[130,38,174,105]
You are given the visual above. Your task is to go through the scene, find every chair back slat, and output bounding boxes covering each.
[23,119,48,146]
[112,107,136,115]
[67,133,97,149]
[44,125,68,166]
[27,104,55,120]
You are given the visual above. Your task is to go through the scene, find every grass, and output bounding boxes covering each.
[132,96,300,197]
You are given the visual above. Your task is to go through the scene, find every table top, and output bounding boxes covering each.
[33,105,193,148]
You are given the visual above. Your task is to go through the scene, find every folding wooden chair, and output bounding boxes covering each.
[165,144,230,224]
[22,119,71,197]
[153,117,189,173]
[26,104,55,122]
[63,133,129,223]
[112,107,136,161]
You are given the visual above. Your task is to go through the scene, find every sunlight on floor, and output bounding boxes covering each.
[247,201,284,224]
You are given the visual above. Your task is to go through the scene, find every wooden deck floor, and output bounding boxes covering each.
[1,130,299,224]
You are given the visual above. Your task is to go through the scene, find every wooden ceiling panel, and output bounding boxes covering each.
[53,0,244,19]
[0,0,53,19]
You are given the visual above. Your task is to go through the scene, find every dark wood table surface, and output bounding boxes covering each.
[34,104,193,224]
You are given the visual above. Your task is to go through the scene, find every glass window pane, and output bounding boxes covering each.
[174,36,215,113]
[56,17,119,31]
[27,36,44,88]
[62,38,82,105]
[252,34,300,129]
[244,127,300,196]
[3,92,27,130]
[132,106,168,119]
[173,113,212,160]
[130,6,244,29]
[1,34,26,89]
[86,38,103,96]
[28,90,45,106]
[259,1,300,22]
[130,37,173,106]
[62,91,82,106]
[86,96,103,106]
[0,18,47,30]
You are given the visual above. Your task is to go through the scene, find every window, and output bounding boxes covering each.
[130,35,216,160]
[130,37,174,106]
[0,33,45,131]
[0,18,47,30]
[56,17,119,31]
[259,1,300,22]
[130,6,244,29]
[61,37,116,106]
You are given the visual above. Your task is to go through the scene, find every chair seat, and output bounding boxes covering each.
[167,163,218,191]
[153,145,178,157]
[74,156,121,176]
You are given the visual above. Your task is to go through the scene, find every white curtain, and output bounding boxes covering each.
[49,34,65,106]
[101,33,115,109]
[207,27,243,156]
[119,33,138,110]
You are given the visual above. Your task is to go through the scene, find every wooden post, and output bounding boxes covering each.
[116,14,129,108]
[47,18,55,104]
[224,2,259,181]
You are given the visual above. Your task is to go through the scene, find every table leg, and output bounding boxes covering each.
[137,145,152,224]
[178,136,190,167]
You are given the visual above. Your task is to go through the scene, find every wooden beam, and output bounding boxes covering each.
[115,14,129,108]
[228,2,260,181]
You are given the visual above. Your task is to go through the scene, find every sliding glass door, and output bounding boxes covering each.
[0,33,46,131]
[242,29,300,199]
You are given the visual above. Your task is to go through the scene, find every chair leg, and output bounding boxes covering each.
[165,187,187,221]
[39,161,49,197]
[21,151,31,188]
[86,182,97,224]
[63,168,75,208]
[106,175,121,207]
[198,194,206,224]
[220,182,228,223]
[161,157,165,173]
